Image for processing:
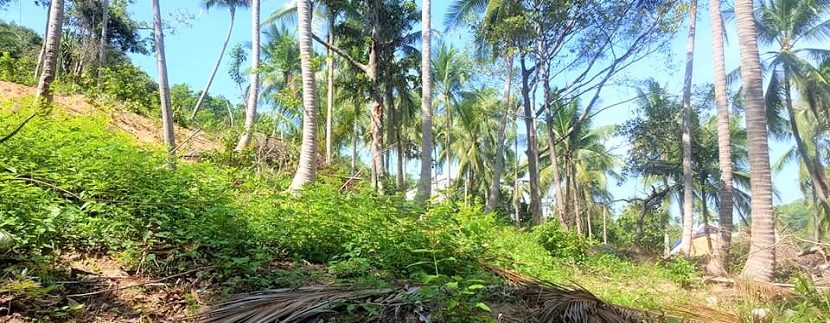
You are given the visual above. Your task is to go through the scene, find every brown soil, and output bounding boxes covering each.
[1,254,213,322]
[0,81,221,156]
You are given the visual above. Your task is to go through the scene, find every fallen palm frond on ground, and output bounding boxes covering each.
[193,265,743,323]
[488,266,740,323]
[488,266,645,323]
[192,285,427,323]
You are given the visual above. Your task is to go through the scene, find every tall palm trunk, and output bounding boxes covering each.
[514,110,521,225]
[736,0,776,282]
[191,8,236,120]
[385,83,396,179]
[543,73,567,228]
[367,1,384,192]
[35,0,64,104]
[97,0,109,82]
[34,7,51,81]
[351,111,359,175]
[783,75,830,218]
[445,91,452,189]
[289,0,318,191]
[151,0,176,169]
[680,0,698,256]
[235,0,261,151]
[571,162,583,235]
[416,0,434,203]
[709,0,733,274]
[485,54,514,212]
[396,123,404,190]
[520,55,543,225]
[325,15,336,165]
[602,207,608,244]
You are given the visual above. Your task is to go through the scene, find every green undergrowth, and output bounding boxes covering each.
[3,98,825,321]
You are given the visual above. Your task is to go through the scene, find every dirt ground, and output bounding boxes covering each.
[0,81,221,156]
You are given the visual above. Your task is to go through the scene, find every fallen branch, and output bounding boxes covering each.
[0,112,38,144]
[3,176,82,201]
[171,128,204,154]
[66,266,213,298]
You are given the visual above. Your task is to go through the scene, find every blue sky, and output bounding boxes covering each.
[2,0,802,214]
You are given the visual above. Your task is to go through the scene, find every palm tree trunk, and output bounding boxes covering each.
[736,0,776,282]
[97,0,109,82]
[702,187,713,253]
[680,0,698,257]
[235,0,261,151]
[385,83,396,179]
[709,0,733,274]
[416,0,433,203]
[544,88,567,228]
[587,196,593,239]
[35,0,64,105]
[784,75,830,218]
[288,0,318,191]
[514,114,521,225]
[445,91,452,190]
[151,0,176,169]
[571,163,583,236]
[351,113,358,175]
[520,55,543,225]
[602,207,608,244]
[325,15,336,165]
[396,125,404,190]
[485,54,514,213]
[191,9,235,120]
[34,7,51,81]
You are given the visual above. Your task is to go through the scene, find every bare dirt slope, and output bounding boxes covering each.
[0,81,221,155]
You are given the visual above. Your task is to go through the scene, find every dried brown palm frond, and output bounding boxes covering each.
[735,278,794,302]
[191,285,426,323]
[489,266,742,323]
[666,303,741,323]
[488,266,645,323]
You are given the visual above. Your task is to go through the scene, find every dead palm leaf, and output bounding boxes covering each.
[192,285,426,323]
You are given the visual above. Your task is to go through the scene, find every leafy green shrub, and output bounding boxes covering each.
[0,102,260,275]
[0,52,37,85]
[787,273,830,322]
[328,257,375,279]
[95,64,159,115]
[660,257,699,288]
[532,221,592,263]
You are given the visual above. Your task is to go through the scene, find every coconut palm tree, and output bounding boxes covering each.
[189,0,249,120]
[151,0,176,169]
[35,0,65,104]
[416,0,434,202]
[259,24,303,143]
[708,0,733,275]
[235,0,261,151]
[449,87,501,202]
[542,100,620,235]
[756,0,830,221]
[735,0,776,282]
[679,0,699,257]
[433,44,470,191]
[264,0,352,165]
[445,0,519,213]
[773,108,827,241]
[289,0,318,190]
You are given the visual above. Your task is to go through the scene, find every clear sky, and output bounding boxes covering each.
[2,0,802,214]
